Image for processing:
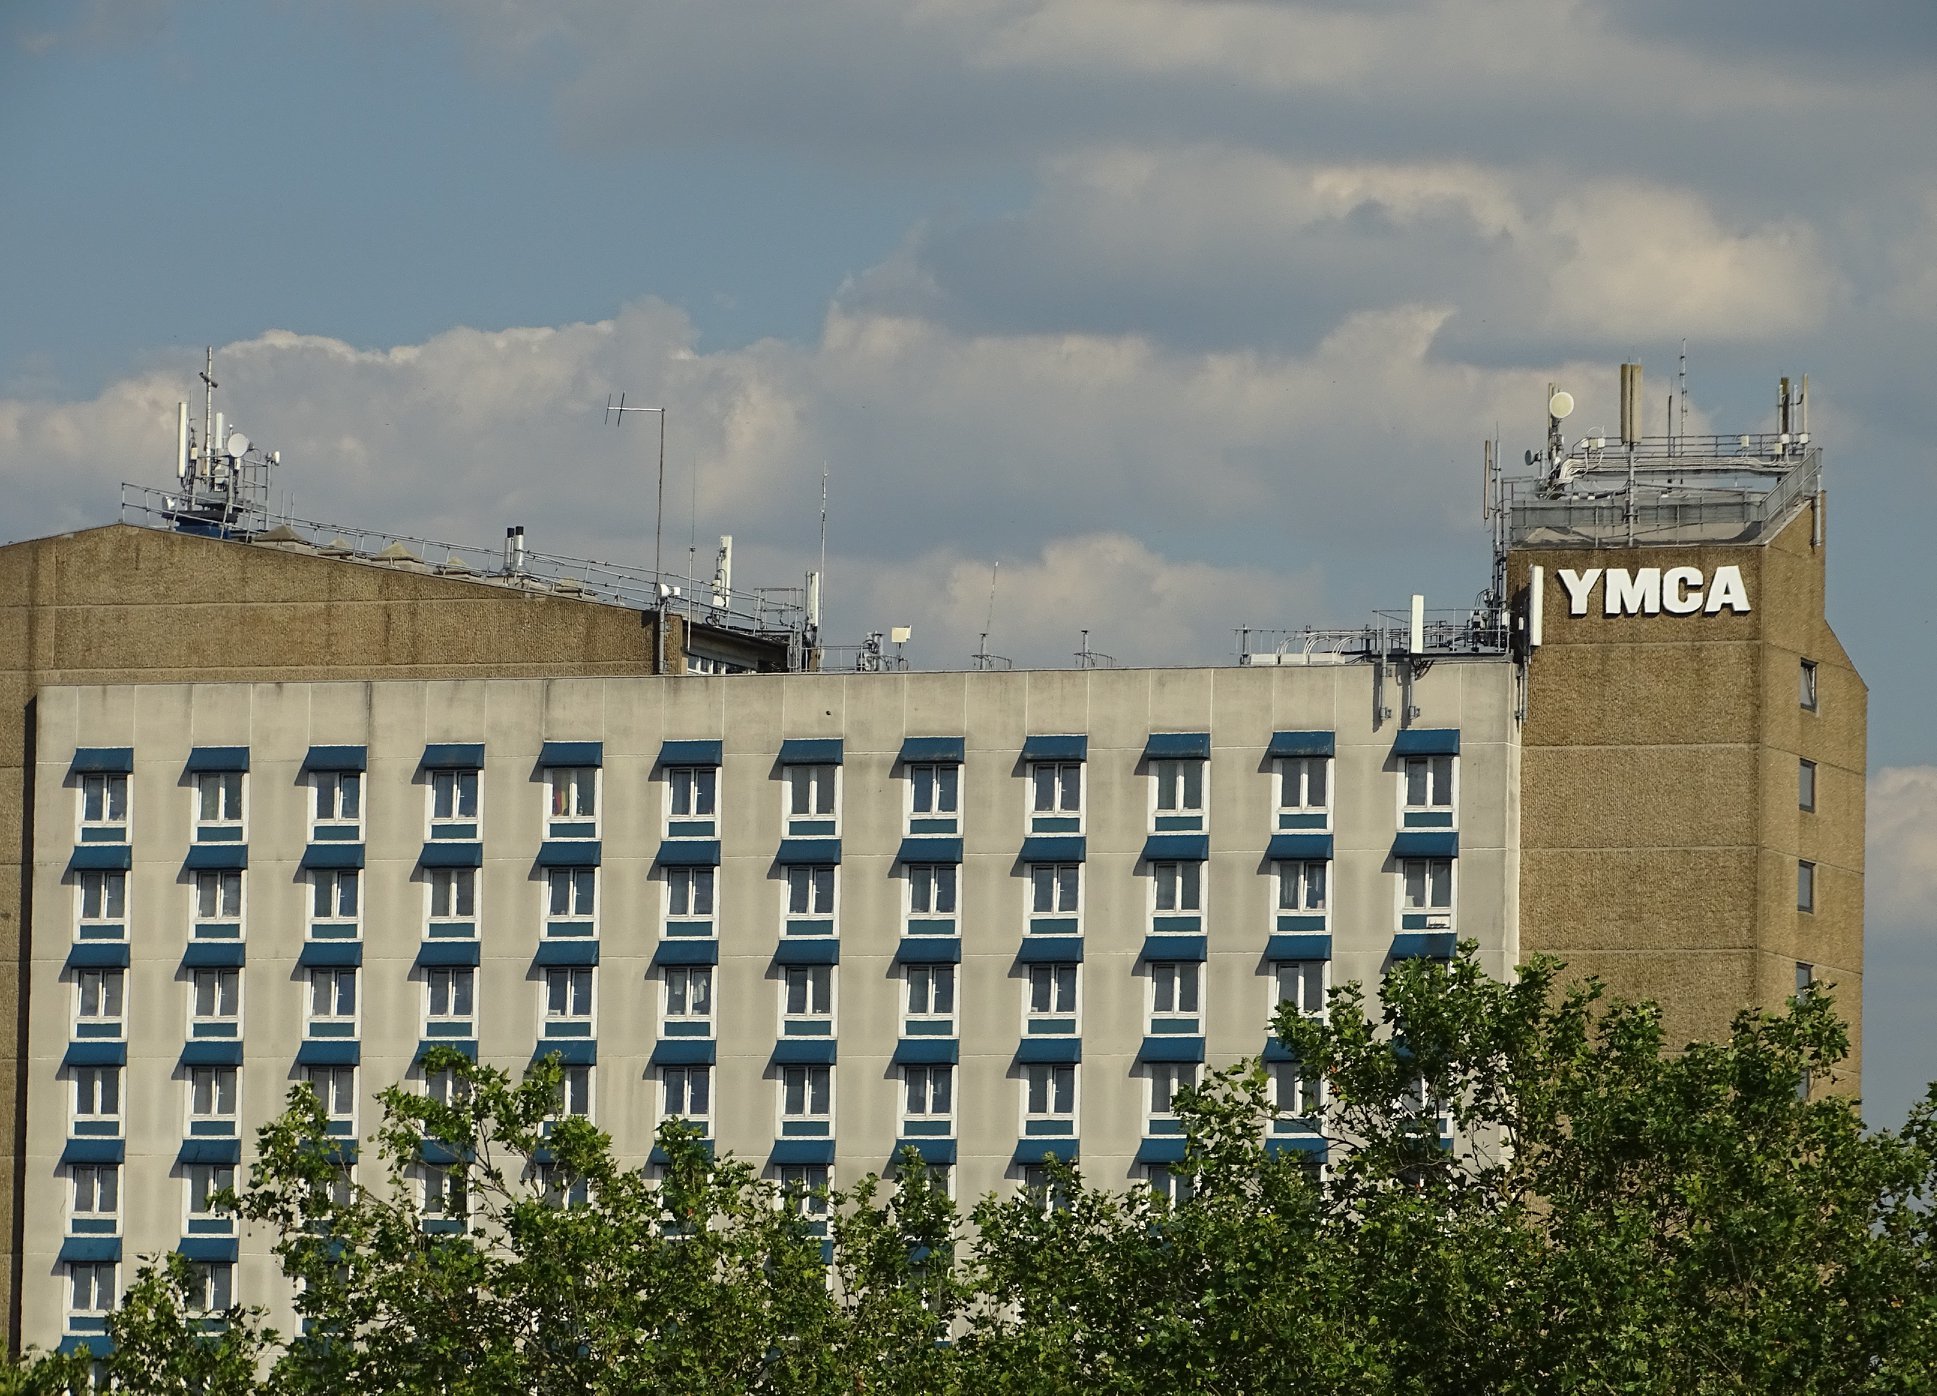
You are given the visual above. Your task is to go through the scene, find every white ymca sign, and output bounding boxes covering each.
[1556,565,1751,617]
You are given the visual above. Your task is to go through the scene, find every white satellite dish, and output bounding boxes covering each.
[225,431,250,459]
[890,626,912,644]
[1547,390,1575,421]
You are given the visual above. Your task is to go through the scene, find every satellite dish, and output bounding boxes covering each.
[225,432,250,458]
[1547,391,1575,421]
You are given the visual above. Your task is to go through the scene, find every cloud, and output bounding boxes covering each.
[1866,766,1937,931]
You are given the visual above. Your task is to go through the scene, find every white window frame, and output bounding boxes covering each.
[903,963,957,1032]
[73,1065,121,1128]
[428,867,477,924]
[1276,860,1328,916]
[906,762,960,830]
[780,1064,833,1125]
[1274,959,1328,1020]
[546,766,599,833]
[1401,754,1457,814]
[430,766,481,825]
[1271,1061,1321,1118]
[424,1066,471,1108]
[666,766,718,824]
[1148,961,1201,1023]
[781,963,835,1032]
[1144,1163,1195,1206]
[75,968,125,1029]
[193,869,242,924]
[77,870,127,928]
[907,864,957,918]
[785,865,837,922]
[902,1064,954,1125]
[309,869,361,931]
[68,1261,116,1319]
[542,966,595,1031]
[306,968,359,1033]
[425,966,475,1025]
[1400,858,1455,923]
[69,1163,119,1228]
[1028,761,1083,826]
[1029,863,1081,917]
[1150,758,1205,822]
[189,1260,234,1314]
[662,966,714,1029]
[556,1064,593,1121]
[193,771,246,837]
[187,1065,238,1127]
[1277,756,1331,817]
[78,772,129,837]
[304,1064,358,1129]
[546,866,598,925]
[189,967,240,1030]
[664,866,716,926]
[777,1163,830,1221]
[1151,861,1202,915]
[1023,1062,1077,1126]
[421,1163,468,1221]
[784,763,840,835]
[309,770,363,835]
[1147,1062,1199,1120]
[661,1065,712,1128]
[1026,963,1080,1025]
[185,1163,235,1223]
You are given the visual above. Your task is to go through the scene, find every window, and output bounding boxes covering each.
[668,767,717,819]
[429,868,476,921]
[78,871,126,926]
[186,1164,235,1221]
[664,967,713,1024]
[786,865,836,918]
[1144,1164,1195,1207]
[189,1262,234,1314]
[74,1066,120,1124]
[908,864,956,917]
[1404,755,1455,810]
[1152,862,1202,914]
[909,763,959,822]
[305,1066,357,1126]
[1279,757,1330,813]
[190,968,239,1026]
[308,969,358,1027]
[547,868,596,921]
[783,965,833,1024]
[1796,961,1814,996]
[1798,860,1816,914]
[1148,1063,1197,1118]
[311,869,360,924]
[1799,758,1817,812]
[1402,859,1454,913]
[548,767,598,823]
[1027,964,1079,1021]
[556,1065,593,1119]
[777,1164,830,1222]
[1150,962,1200,1019]
[782,1065,832,1121]
[1278,861,1328,914]
[70,1164,118,1224]
[76,969,124,1025]
[422,1164,467,1221]
[662,1066,711,1124]
[1800,659,1818,711]
[1275,960,1327,1018]
[426,968,474,1023]
[312,771,361,828]
[1152,759,1204,815]
[533,1161,590,1209]
[431,768,480,822]
[1271,1062,1320,1117]
[194,870,241,922]
[786,764,838,831]
[425,1068,470,1108]
[194,772,244,830]
[1018,1163,1074,1211]
[79,773,128,831]
[905,965,955,1025]
[1030,864,1080,915]
[665,867,715,921]
[904,1065,953,1120]
[69,1262,116,1318]
[1024,1063,1075,1122]
[189,1066,238,1124]
[544,968,595,1024]
[1030,762,1082,818]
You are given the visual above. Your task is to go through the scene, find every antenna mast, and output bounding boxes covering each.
[604,394,670,672]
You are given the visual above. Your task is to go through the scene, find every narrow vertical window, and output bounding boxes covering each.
[1799,659,1818,711]
[1798,758,1817,812]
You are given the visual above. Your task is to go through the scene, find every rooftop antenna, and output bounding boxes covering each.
[1678,339,1688,448]
[687,452,698,586]
[199,347,216,496]
[604,393,669,672]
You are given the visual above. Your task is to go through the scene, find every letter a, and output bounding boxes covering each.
[1704,564,1750,614]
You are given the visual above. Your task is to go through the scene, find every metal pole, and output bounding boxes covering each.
[656,408,667,674]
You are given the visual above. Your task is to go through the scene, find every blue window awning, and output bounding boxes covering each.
[1268,730,1335,758]
[1392,831,1459,859]
[539,741,603,768]
[1267,933,1333,960]
[1391,931,1458,959]
[892,1039,959,1065]
[538,840,601,867]
[651,1039,716,1066]
[182,941,246,968]
[66,844,131,873]
[532,1040,597,1066]
[180,1041,243,1068]
[415,939,481,967]
[894,937,961,965]
[422,742,484,769]
[771,1138,837,1165]
[1022,734,1086,761]
[185,746,249,773]
[1141,934,1207,963]
[1014,1138,1079,1164]
[899,736,964,763]
[534,940,600,967]
[66,942,130,970]
[1135,1138,1188,1164]
[177,1137,241,1165]
[1265,1137,1329,1162]
[297,1040,360,1066]
[177,1235,238,1263]
[298,941,362,968]
[1392,728,1461,756]
[302,745,367,772]
[184,844,247,871]
[776,838,841,866]
[1268,833,1334,861]
[420,842,482,869]
[1019,836,1085,864]
[1262,1039,1299,1063]
[300,843,365,870]
[892,1138,956,1165]
[1142,833,1208,863]
[417,1039,478,1062]
[57,1337,113,1359]
[59,1237,120,1264]
[1015,936,1084,964]
[1144,732,1210,759]
[772,1039,837,1066]
[659,739,723,766]
[1016,1037,1082,1064]
[775,938,841,965]
[778,738,843,765]
[653,939,720,966]
[62,1042,125,1067]
[69,748,133,775]
[656,840,721,867]
[61,1138,124,1165]
[1139,1036,1206,1063]
[897,836,962,865]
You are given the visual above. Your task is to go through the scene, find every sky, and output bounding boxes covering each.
[1,0,1933,1120]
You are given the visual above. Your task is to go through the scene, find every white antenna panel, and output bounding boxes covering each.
[1548,390,1575,420]
[225,432,250,459]
[890,626,911,644]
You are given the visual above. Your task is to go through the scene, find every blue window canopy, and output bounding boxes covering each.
[420,842,482,869]
[538,841,601,868]
[892,1039,959,1066]
[185,746,250,773]
[1268,833,1334,861]
[1142,833,1208,863]
[1392,831,1459,859]
[1022,734,1086,761]
[57,1337,114,1359]
[417,1039,478,1063]
[893,1138,956,1165]
[899,736,964,763]
[421,742,485,770]
[1019,836,1085,864]
[654,939,720,967]
[62,1041,125,1068]
[532,1039,597,1066]
[534,940,600,967]
[1144,732,1210,760]
[66,844,131,874]
[774,938,840,966]
[1136,1138,1189,1165]
[539,741,603,768]
[416,940,481,968]
[1141,934,1208,963]
[1267,933,1333,960]
[184,844,247,872]
[1268,730,1336,758]
[1262,1039,1300,1063]
[776,838,841,866]
[1392,728,1461,756]
[897,836,964,866]
[61,1138,124,1165]
[69,747,133,776]
[420,1139,469,1166]
[1139,1036,1205,1064]
[1015,936,1084,965]
[300,843,365,871]
[298,941,363,968]
[182,941,246,968]
[772,1039,837,1066]
[177,1137,241,1165]
[1016,1037,1082,1065]
[651,1040,716,1066]
[649,1139,715,1166]
[1015,1138,1079,1164]
[1391,931,1459,959]
[1265,1137,1329,1162]
[302,745,367,772]
[176,1235,238,1263]
[655,840,721,867]
[67,942,130,970]
[771,1138,837,1165]
[659,739,724,766]
[180,1041,243,1068]
[59,1237,120,1264]
[297,1040,360,1067]
[894,937,961,965]
[778,738,844,765]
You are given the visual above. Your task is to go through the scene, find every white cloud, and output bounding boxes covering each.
[1867,765,1937,930]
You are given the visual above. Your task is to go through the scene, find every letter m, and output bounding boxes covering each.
[1603,567,1662,616]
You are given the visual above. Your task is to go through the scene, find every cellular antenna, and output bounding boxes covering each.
[604,393,669,671]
